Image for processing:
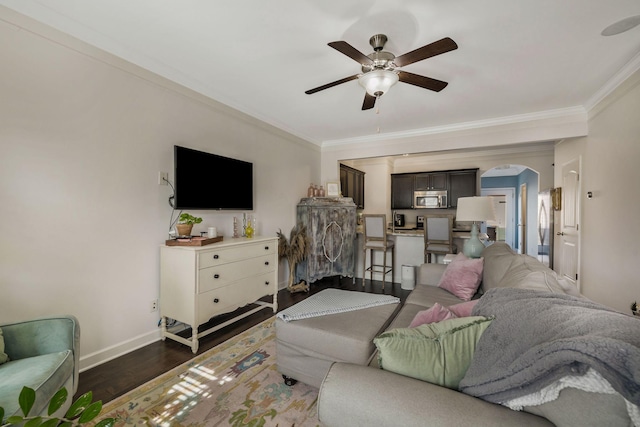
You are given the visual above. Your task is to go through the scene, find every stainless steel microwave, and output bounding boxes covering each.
[414,190,447,208]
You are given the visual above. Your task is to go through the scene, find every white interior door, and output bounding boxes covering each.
[558,158,581,290]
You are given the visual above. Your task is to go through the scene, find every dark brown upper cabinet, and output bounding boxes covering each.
[340,164,365,209]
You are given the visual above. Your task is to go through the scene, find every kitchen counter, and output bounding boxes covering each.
[388,228,424,237]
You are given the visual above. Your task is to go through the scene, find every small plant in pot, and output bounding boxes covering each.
[176,213,202,237]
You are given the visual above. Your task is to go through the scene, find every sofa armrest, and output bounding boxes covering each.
[318,363,553,427]
[416,263,448,286]
[1,315,80,393]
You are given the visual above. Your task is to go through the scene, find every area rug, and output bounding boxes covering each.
[96,317,319,427]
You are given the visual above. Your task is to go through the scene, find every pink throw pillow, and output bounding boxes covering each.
[409,303,457,328]
[449,300,480,317]
[437,253,484,301]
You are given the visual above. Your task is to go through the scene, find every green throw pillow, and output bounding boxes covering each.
[0,327,9,364]
[373,316,492,389]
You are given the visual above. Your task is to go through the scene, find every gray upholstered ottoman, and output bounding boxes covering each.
[275,290,400,388]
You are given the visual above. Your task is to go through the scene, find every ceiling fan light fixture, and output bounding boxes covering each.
[358,69,399,97]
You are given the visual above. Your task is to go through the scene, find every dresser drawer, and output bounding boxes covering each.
[198,254,275,293]
[198,241,276,269]
[197,272,275,323]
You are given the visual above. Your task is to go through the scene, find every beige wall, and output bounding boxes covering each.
[555,70,640,313]
[0,11,320,369]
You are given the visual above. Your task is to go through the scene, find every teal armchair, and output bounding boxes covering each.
[0,315,80,418]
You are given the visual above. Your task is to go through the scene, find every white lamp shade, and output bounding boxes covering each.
[358,70,399,97]
[456,197,496,222]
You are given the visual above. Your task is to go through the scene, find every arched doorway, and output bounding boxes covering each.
[480,164,542,258]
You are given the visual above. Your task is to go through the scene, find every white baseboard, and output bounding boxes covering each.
[79,329,162,372]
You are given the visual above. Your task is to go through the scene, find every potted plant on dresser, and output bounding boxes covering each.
[176,213,202,237]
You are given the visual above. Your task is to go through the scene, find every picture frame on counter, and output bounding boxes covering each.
[326,182,340,197]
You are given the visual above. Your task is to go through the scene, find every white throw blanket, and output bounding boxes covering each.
[276,289,400,322]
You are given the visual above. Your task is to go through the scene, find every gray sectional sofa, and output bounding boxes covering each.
[317,243,639,427]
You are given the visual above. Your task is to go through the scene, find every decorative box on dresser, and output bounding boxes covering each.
[160,236,278,353]
[296,197,357,285]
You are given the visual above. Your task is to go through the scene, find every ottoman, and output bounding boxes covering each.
[276,291,400,388]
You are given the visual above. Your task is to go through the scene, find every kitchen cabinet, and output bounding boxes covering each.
[415,172,448,191]
[296,197,357,284]
[391,174,415,209]
[449,169,478,207]
[340,164,365,209]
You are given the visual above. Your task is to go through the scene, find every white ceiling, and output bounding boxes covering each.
[2,1,640,146]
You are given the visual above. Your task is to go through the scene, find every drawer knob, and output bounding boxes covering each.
[213,298,219,303]
[265,281,270,286]
[213,254,219,259]
[264,246,269,250]
[264,261,269,266]
[214,274,220,279]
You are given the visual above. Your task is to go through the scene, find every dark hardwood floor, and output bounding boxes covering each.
[75,277,410,404]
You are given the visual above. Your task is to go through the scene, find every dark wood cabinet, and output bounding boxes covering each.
[340,164,365,209]
[415,172,448,191]
[392,168,478,209]
[448,169,478,207]
[391,174,415,209]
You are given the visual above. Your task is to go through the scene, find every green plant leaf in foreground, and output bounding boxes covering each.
[77,401,102,424]
[18,387,36,417]
[1,386,114,427]
[65,392,92,419]
[23,417,42,427]
[48,387,69,416]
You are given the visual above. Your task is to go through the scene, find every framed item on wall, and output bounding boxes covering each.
[326,182,340,197]
[551,187,562,211]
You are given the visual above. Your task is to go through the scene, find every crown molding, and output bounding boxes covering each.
[322,106,586,148]
[585,50,640,114]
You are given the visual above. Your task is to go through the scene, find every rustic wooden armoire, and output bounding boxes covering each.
[295,197,357,284]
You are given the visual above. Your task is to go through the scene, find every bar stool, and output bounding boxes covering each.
[362,214,395,289]
[424,214,455,263]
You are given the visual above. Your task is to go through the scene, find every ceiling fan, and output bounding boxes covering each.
[305,34,458,110]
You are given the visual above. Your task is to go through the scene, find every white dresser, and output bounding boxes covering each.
[160,236,278,353]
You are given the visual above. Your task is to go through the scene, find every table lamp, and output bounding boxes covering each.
[456,197,496,258]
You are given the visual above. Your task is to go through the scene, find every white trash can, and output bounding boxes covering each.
[401,265,416,290]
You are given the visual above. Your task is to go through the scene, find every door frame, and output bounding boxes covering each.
[481,187,516,249]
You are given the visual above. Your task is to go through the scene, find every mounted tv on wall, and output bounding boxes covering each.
[174,145,253,210]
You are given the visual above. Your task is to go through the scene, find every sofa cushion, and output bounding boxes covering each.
[374,316,493,389]
[405,284,465,308]
[437,253,484,301]
[0,328,8,364]
[523,388,634,427]
[0,350,74,417]
[409,303,457,327]
[480,242,518,291]
[513,271,584,298]
[449,300,480,317]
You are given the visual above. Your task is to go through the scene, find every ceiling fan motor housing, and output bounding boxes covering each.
[369,34,388,51]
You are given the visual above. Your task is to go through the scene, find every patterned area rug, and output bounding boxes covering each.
[97,317,319,426]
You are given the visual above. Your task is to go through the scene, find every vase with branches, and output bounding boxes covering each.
[277,225,310,292]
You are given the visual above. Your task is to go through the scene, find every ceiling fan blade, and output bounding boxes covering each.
[362,93,377,110]
[328,41,374,65]
[393,37,458,67]
[305,74,359,94]
[398,71,448,92]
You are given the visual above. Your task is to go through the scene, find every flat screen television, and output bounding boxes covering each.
[173,145,253,210]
